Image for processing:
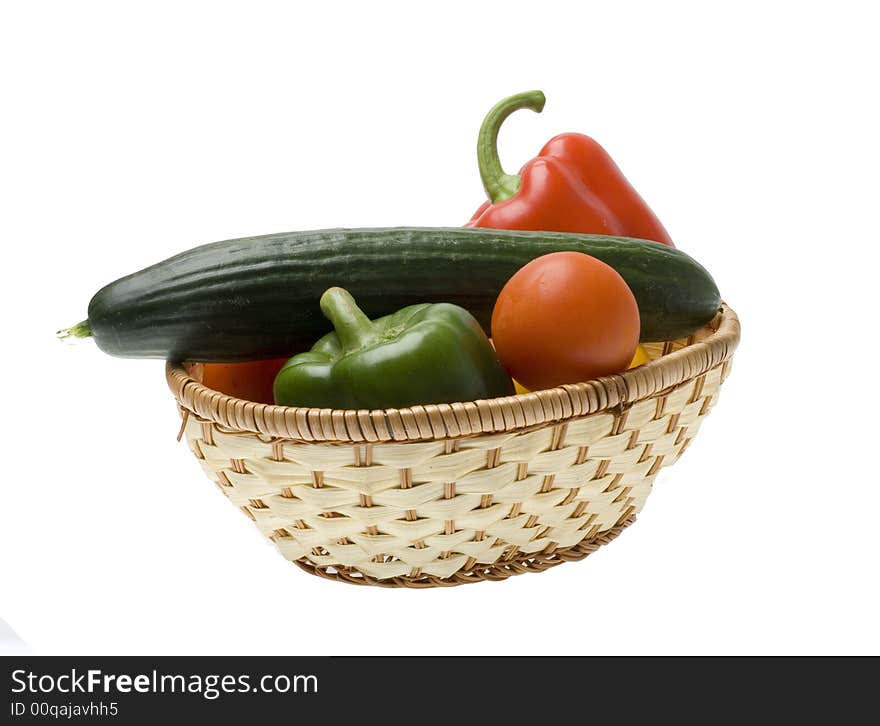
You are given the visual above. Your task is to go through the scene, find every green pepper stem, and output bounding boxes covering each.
[319,287,377,352]
[477,90,546,204]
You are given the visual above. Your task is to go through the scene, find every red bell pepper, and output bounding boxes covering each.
[467,90,674,247]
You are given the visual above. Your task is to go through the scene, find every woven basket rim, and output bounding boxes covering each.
[166,303,739,444]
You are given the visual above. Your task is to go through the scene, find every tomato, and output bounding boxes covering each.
[513,343,651,394]
[200,358,289,404]
[491,252,640,390]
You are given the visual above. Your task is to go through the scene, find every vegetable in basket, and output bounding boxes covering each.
[467,91,674,247]
[512,343,653,394]
[59,227,719,362]
[629,344,651,368]
[273,287,514,409]
[201,358,288,404]
[492,252,640,390]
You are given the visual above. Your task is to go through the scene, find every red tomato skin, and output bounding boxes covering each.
[491,252,640,390]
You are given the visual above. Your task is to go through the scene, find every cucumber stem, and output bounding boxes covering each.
[57,320,92,340]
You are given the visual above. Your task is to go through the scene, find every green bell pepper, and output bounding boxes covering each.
[273,287,514,409]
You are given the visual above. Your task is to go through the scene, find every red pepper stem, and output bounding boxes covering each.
[320,287,377,352]
[477,90,546,204]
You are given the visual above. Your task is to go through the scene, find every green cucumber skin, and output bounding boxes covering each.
[85,227,721,361]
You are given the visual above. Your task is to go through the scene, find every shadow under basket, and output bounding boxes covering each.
[167,304,740,588]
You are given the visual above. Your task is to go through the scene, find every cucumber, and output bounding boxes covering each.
[65,227,721,361]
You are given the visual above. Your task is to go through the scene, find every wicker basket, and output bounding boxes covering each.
[166,304,739,587]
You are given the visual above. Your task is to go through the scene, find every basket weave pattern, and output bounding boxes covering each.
[168,305,739,587]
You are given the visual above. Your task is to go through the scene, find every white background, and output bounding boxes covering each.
[1,1,878,655]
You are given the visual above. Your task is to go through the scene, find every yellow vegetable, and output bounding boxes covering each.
[629,344,651,369]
